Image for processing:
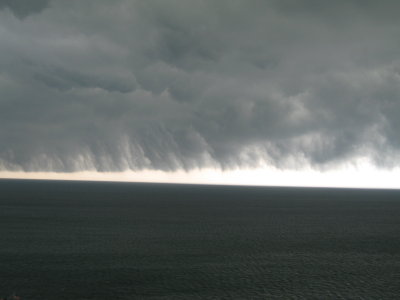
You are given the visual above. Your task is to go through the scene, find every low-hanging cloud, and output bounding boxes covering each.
[1,0,400,172]
[0,0,50,18]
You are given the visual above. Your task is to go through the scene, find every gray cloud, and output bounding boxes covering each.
[1,0,400,172]
[0,0,50,18]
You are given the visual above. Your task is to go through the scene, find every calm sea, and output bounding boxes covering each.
[1,179,399,299]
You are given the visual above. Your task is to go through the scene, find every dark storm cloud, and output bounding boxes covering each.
[34,65,135,93]
[0,0,50,18]
[1,0,400,172]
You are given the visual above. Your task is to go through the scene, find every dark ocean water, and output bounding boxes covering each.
[0,179,400,299]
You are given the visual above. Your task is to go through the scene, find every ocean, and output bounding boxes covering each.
[1,179,399,299]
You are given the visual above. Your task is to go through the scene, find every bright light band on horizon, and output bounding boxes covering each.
[1,161,400,189]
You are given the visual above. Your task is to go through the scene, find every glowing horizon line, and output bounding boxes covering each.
[1,164,400,190]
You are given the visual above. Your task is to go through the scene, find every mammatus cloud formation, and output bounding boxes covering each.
[1,0,400,172]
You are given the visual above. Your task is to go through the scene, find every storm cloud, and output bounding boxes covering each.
[1,0,400,172]
[0,0,50,18]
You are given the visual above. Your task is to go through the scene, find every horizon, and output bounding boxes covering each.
[2,160,400,190]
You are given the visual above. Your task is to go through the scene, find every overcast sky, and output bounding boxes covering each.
[1,0,400,176]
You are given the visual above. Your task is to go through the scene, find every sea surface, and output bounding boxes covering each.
[0,179,400,299]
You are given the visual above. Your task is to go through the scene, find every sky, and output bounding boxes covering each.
[1,0,400,188]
